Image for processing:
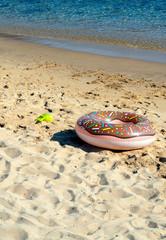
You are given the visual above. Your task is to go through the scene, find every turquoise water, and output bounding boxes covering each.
[0,0,166,51]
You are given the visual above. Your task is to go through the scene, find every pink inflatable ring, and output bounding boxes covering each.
[75,111,156,150]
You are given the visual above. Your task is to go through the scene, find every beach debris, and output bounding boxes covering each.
[18,125,27,130]
[0,123,5,128]
[35,114,53,123]
[159,157,166,163]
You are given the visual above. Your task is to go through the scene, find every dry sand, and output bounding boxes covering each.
[0,37,166,240]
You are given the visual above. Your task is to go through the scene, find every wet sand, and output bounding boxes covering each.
[0,37,166,240]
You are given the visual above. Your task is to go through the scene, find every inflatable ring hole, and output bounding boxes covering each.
[108,119,133,125]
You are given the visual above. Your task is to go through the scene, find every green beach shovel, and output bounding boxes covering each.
[35,113,53,122]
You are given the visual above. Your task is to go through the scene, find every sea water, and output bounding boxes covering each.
[0,0,166,60]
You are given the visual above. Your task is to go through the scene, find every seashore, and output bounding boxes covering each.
[0,36,166,239]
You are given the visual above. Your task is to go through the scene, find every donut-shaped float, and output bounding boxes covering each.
[75,111,156,150]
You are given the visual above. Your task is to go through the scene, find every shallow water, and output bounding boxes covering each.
[0,0,166,50]
[14,35,166,63]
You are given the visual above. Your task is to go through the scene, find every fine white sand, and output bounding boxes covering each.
[0,37,166,240]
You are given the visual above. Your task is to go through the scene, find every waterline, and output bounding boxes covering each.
[2,34,165,63]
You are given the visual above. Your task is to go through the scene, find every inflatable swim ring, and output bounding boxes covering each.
[75,111,156,150]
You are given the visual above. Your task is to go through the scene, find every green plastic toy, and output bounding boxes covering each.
[35,114,53,122]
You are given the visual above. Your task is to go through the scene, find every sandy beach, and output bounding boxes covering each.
[0,36,166,240]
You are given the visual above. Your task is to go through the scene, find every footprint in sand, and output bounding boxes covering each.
[0,227,28,240]
[131,187,160,200]
[98,174,109,185]
[5,147,22,159]
[12,184,40,200]
[63,189,76,201]
[0,158,10,182]
[0,211,10,221]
